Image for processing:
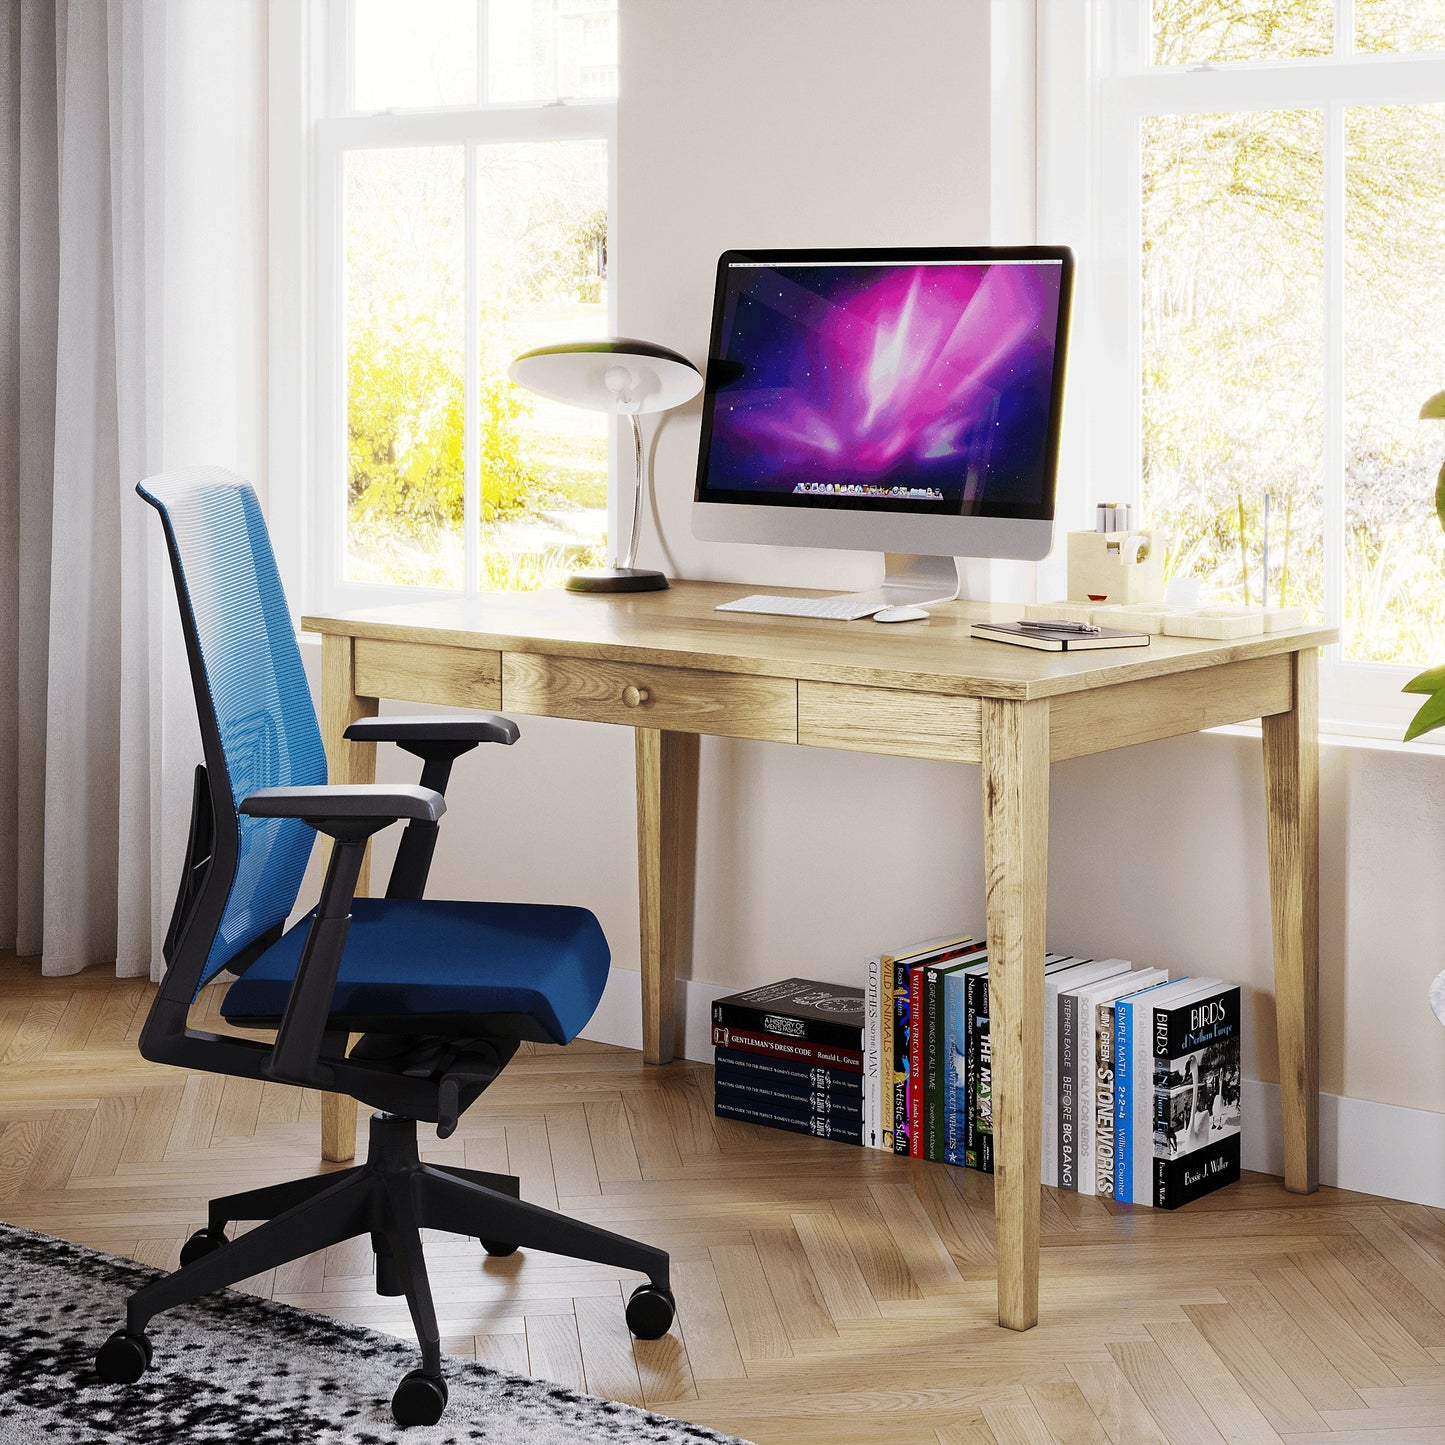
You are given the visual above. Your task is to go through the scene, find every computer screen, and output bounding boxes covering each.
[694,248,1071,524]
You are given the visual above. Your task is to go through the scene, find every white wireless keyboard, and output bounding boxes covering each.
[715,593,883,621]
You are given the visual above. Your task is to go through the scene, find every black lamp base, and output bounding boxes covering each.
[565,566,670,594]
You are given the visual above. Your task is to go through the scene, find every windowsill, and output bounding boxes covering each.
[1208,720,1445,755]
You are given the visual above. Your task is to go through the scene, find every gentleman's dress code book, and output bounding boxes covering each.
[710,1024,862,1073]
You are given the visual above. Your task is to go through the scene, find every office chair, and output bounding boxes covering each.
[94,468,673,1427]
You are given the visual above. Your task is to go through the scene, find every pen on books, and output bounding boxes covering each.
[1017,619,1102,634]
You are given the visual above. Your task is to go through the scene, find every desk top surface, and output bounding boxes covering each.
[304,580,1336,701]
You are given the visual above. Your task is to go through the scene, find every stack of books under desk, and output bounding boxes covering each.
[710,979,866,1144]
[708,937,1244,1209]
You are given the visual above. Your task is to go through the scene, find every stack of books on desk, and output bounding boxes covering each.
[857,932,1242,1209]
[710,979,865,1145]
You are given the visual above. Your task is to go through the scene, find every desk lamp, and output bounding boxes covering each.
[508,338,702,592]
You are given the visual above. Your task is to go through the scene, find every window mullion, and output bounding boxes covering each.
[1323,99,1345,655]
[477,0,489,106]
[463,141,480,597]
[1335,0,1356,57]
[337,0,354,115]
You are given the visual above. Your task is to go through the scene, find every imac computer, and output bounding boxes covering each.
[692,245,1073,618]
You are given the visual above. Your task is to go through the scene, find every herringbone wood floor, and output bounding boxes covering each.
[3,958,1445,1444]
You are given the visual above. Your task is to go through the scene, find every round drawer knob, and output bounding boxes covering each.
[622,685,649,708]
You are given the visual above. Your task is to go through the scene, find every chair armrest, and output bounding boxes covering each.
[344,714,519,748]
[240,783,445,826]
[240,786,444,1089]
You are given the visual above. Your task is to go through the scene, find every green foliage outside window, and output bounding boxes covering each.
[345,141,608,590]
[1143,0,1445,667]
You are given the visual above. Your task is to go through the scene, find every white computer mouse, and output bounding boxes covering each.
[873,605,930,624]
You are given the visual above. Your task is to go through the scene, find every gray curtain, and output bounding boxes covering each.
[0,0,169,978]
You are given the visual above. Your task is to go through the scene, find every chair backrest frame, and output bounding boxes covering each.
[138,469,324,1013]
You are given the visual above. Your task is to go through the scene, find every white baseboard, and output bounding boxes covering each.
[583,971,1445,1209]
[579,969,733,1062]
[1240,1077,1445,1209]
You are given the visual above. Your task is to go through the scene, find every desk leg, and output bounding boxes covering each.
[1262,647,1320,1194]
[635,729,699,1065]
[318,634,378,1164]
[981,697,1049,1332]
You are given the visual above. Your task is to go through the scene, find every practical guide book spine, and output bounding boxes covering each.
[713,1099,863,1144]
[714,1051,862,1097]
[711,1000,862,1051]
[714,1077,864,1121]
[710,1025,862,1073]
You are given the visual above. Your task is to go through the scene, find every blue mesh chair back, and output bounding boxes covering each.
[139,468,327,987]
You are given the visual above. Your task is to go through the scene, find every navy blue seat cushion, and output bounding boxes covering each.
[220,898,610,1045]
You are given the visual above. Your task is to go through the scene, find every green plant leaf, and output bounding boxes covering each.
[1421,389,1445,420]
[1437,460,1445,535]
[1403,664,1445,695]
[1404,686,1445,742]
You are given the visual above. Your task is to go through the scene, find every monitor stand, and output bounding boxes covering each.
[833,553,964,613]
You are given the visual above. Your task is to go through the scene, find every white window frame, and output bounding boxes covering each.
[295,0,617,614]
[1039,0,1445,741]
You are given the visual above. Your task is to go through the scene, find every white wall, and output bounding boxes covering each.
[339,0,1445,1196]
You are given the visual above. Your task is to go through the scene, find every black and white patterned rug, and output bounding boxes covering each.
[0,1223,749,1444]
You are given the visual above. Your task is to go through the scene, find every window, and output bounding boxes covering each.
[314,1,617,601]
[1051,0,1445,734]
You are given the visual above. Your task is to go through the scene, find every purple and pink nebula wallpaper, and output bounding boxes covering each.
[699,260,1065,509]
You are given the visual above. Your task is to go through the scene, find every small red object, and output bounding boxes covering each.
[1087,594,1107,601]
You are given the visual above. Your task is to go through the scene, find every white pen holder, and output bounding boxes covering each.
[1066,529,1166,606]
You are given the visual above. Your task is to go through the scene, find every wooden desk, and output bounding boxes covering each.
[304,582,1331,1332]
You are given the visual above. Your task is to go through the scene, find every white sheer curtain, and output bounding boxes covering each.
[0,0,266,980]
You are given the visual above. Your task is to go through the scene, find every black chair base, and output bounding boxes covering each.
[96,1111,673,1426]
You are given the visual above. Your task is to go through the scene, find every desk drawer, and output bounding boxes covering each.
[503,653,797,742]
[799,682,982,763]
[354,638,502,710]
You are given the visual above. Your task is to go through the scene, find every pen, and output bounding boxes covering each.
[1017,619,1101,634]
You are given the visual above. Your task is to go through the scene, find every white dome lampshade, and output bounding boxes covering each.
[507,338,703,592]
[508,338,702,415]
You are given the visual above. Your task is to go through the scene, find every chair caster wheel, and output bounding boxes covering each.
[392,1369,448,1427]
[625,1283,676,1340]
[96,1329,153,1383]
[179,1227,228,1268]
[480,1239,518,1257]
